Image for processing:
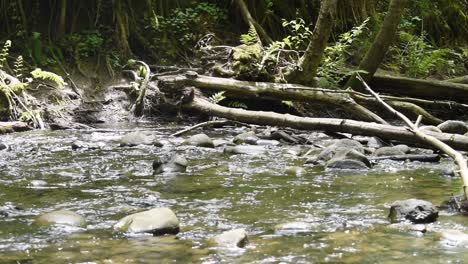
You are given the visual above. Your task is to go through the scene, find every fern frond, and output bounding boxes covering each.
[228,101,248,109]
[13,56,24,79]
[240,26,259,45]
[209,91,226,104]
[31,68,66,88]
[0,40,12,69]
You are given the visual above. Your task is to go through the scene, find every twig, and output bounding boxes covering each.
[171,120,232,137]
[356,73,468,200]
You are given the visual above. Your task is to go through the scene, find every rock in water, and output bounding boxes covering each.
[113,208,180,235]
[233,131,257,144]
[389,199,438,224]
[223,145,266,155]
[0,142,8,151]
[437,120,468,135]
[153,155,188,174]
[326,159,369,170]
[209,228,248,248]
[182,133,215,148]
[119,131,162,147]
[35,210,86,227]
[373,145,409,156]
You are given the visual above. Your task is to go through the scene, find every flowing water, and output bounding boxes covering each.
[0,125,467,263]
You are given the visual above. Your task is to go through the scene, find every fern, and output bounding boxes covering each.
[30,68,66,88]
[228,101,248,109]
[240,26,259,45]
[13,56,25,79]
[209,91,226,104]
[0,40,11,69]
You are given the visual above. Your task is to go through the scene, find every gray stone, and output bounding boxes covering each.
[213,139,229,147]
[0,142,8,151]
[317,139,364,161]
[374,146,406,157]
[329,149,371,167]
[367,137,387,149]
[389,199,438,224]
[274,221,315,235]
[119,131,162,147]
[233,131,257,144]
[420,125,442,133]
[326,159,369,170]
[209,228,248,248]
[153,155,188,174]
[224,145,266,155]
[30,180,47,187]
[256,139,280,146]
[113,208,179,235]
[437,120,468,135]
[393,144,410,154]
[182,133,214,148]
[439,230,468,247]
[35,210,86,227]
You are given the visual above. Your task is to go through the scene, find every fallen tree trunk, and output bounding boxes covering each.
[447,76,468,85]
[158,73,387,124]
[181,89,468,151]
[0,121,31,134]
[370,74,468,102]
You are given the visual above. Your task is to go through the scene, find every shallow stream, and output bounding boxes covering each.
[0,125,467,263]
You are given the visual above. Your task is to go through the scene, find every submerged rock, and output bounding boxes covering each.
[182,133,214,148]
[274,221,315,235]
[389,199,438,224]
[71,140,103,150]
[208,228,248,248]
[153,155,188,174]
[317,139,364,162]
[119,131,162,147]
[0,142,8,151]
[35,210,86,227]
[326,159,369,170]
[437,120,468,135]
[387,223,427,234]
[439,229,468,247]
[0,203,21,217]
[113,208,180,235]
[224,145,266,155]
[367,137,387,149]
[373,145,409,157]
[439,194,468,214]
[233,131,257,145]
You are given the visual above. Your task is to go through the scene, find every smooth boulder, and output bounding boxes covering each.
[388,199,438,224]
[35,210,86,227]
[208,228,248,248]
[233,131,257,145]
[224,145,266,155]
[326,159,370,170]
[113,207,180,235]
[153,155,188,174]
[317,139,364,162]
[373,145,409,157]
[182,133,214,148]
[119,131,162,147]
[437,120,468,135]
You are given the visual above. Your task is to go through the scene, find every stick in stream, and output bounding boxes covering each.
[356,73,468,200]
[171,120,232,137]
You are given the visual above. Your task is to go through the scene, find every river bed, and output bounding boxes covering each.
[0,125,467,263]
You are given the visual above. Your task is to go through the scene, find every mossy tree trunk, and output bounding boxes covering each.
[345,0,408,92]
[285,0,337,86]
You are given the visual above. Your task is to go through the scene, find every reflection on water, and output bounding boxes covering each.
[0,127,467,263]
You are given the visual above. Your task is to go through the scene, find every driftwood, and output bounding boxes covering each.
[130,60,151,116]
[357,74,468,200]
[370,73,468,102]
[180,88,468,151]
[369,154,441,162]
[171,120,232,137]
[0,121,31,134]
[158,73,387,124]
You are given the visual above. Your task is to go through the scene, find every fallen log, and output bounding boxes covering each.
[369,154,441,162]
[158,73,387,124]
[370,73,468,102]
[181,88,468,151]
[0,121,31,134]
[447,76,468,85]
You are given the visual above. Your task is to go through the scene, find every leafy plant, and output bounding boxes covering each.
[31,68,66,88]
[281,18,312,50]
[209,91,226,104]
[13,56,25,79]
[240,26,260,45]
[228,101,248,109]
[0,40,12,69]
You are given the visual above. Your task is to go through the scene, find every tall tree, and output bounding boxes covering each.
[285,0,337,85]
[345,0,408,91]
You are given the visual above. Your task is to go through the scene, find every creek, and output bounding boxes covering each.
[0,124,467,263]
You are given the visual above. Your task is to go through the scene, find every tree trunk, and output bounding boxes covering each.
[286,0,337,85]
[345,0,408,91]
[158,73,387,124]
[235,0,272,45]
[182,90,468,151]
[57,0,67,39]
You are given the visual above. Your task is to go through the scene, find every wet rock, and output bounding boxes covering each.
[213,139,229,147]
[437,120,468,135]
[389,199,438,224]
[30,180,47,187]
[420,125,442,133]
[326,159,370,170]
[367,137,387,149]
[0,203,21,217]
[153,155,188,174]
[373,145,408,157]
[119,131,162,147]
[329,149,371,167]
[71,140,103,150]
[0,142,8,151]
[439,229,468,247]
[317,139,364,162]
[208,228,248,248]
[439,194,468,214]
[182,133,214,148]
[256,139,280,146]
[233,131,257,144]
[35,210,86,227]
[224,145,266,155]
[274,221,315,235]
[113,208,179,235]
[465,132,468,137]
